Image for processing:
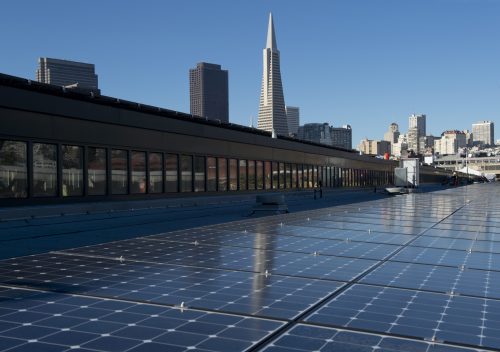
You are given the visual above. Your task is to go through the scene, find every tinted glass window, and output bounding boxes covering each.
[264,161,271,190]
[272,162,278,189]
[33,143,57,197]
[207,157,216,192]
[218,158,227,191]
[148,153,163,194]
[239,160,247,190]
[229,159,237,191]
[256,161,263,190]
[87,147,106,195]
[62,145,83,197]
[111,149,128,195]
[131,151,146,194]
[248,160,255,190]
[0,140,27,198]
[180,155,193,192]
[194,156,205,192]
[165,154,178,193]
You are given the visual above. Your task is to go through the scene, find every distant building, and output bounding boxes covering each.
[36,57,99,93]
[464,130,474,147]
[434,130,466,156]
[358,139,390,156]
[257,13,288,136]
[407,127,420,153]
[189,62,229,123]
[409,114,426,137]
[472,121,495,146]
[331,125,352,150]
[285,106,299,135]
[383,123,400,144]
[298,123,352,149]
[419,135,438,154]
[298,123,332,145]
[392,134,408,158]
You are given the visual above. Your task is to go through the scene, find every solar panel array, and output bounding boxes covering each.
[1,184,499,351]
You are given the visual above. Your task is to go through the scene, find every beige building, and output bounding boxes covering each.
[358,139,390,156]
[434,130,466,156]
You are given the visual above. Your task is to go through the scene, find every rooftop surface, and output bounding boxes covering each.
[0,184,499,351]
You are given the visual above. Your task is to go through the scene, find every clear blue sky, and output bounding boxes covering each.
[1,0,499,145]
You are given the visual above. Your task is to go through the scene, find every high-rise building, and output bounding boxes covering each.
[297,123,352,150]
[189,62,229,123]
[331,125,352,150]
[434,130,466,156]
[36,57,99,93]
[472,121,495,146]
[409,114,426,137]
[383,123,400,144]
[257,13,288,136]
[298,123,332,145]
[358,139,390,156]
[285,106,299,135]
[407,127,420,153]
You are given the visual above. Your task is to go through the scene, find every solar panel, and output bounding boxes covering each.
[0,286,285,352]
[1,183,499,351]
[305,284,500,349]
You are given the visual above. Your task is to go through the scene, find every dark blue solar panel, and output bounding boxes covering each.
[1,184,499,351]
[261,324,483,352]
[305,284,500,349]
[0,286,284,352]
[360,261,500,299]
[0,253,342,320]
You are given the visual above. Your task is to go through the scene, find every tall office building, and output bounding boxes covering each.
[331,125,352,150]
[257,13,288,136]
[36,57,99,93]
[383,123,400,144]
[472,121,495,146]
[285,106,299,135]
[189,62,229,123]
[409,114,426,137]
[434,130,466,155]
[298,123,352,150]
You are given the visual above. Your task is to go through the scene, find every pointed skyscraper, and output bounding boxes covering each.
[257,13,288,136]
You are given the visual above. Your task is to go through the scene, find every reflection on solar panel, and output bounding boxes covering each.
[0,184,499,351]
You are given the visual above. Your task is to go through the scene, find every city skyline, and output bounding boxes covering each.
[1,0,499,144]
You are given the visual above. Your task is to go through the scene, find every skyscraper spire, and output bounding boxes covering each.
[266,13,277,50]
[258,13,288,136]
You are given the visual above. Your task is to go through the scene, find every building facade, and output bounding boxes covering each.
[189,62,229,123]
[472,121,495,146]
[409,114,426,137]
[285,106,299,135]
[36,57,99,93]
[257,13,288,136]
[434,130,466,156]
[298,123,352,150]
[383,123,400,144]
[331,125,352,150]
[358,139,390,156]
[0,73,399,205]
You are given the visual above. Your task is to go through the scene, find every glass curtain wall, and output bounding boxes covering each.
[111,149,128,195]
